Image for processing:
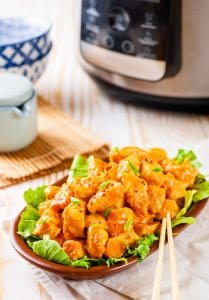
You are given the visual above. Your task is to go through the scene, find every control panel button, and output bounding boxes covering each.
[86,0,100,17]
[137,46,157,59]
[81,0,169,62]
[121,40,134,54]
[108,7,130,32]
[87,14,97,23]
[85,22,99,33]
[141,11,159,29]
[102,35,115,49]
[144,11,158,25]
[85,31,97,44]
[138,29,159,46]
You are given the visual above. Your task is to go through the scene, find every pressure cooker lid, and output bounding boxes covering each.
[0,73,34,107]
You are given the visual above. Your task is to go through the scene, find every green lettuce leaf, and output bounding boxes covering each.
[31,240,70,265]
[171,216,196,228]
[69,256,127,269]
[176,190,196,218]
[126,234,158,261]
[71,256,109,268]
[193,181,209,202]
[69,154,89,178]
[194,174,206,185]
[111,147,119,152]
[71,256,91,268]
[175,149,202,168]
[105,257,127,267]
[24,186,47,209]
[17,207,40,239]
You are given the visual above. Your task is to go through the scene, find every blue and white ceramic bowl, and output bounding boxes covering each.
[0,16,52,82]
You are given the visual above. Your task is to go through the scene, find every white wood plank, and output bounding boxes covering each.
[1,1,209,300]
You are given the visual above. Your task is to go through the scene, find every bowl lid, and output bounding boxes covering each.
[0,73,34,107]
[0,16,51,47]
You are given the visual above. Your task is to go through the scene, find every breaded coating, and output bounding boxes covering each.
[63,200,86,240]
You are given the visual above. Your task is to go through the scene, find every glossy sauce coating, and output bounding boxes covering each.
[33,147,199,260]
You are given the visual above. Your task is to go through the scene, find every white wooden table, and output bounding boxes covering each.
[1,1,209,299]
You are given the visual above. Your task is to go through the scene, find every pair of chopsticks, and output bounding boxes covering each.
[151,212,179,300]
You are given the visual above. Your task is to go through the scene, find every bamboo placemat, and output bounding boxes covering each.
[0,98,109,189]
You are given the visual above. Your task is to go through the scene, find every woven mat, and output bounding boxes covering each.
[0,98,109,189]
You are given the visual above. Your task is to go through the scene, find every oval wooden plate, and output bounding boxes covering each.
[10,176,208,280]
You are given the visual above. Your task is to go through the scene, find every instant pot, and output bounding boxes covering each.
[78,0,209,106]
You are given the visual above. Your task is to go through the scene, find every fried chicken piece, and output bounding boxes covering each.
[105,236,126,258]
[116,151,143,181]
[105,163,118,181]
[146,148,167,163]
[87,181,124,214]
[162,159,198,188]
[85,213,108,229]
[88,156,106,176]
[157,199,179,220]
[63,240,85,260]
[133,222,160,236]
[87,225,108,258]
[105,230,139,258]
[148,185,166,214]
[119,230,139,246]
[63,200,86,240]
[163,173,186,200]
[141,162,165,187]
[123,174,149,214]
[44,186,61,200]
[33,208,62,239]
[68,176,103,201]
[133,211,153,224]
[50,183,72,212]
[38,200,51,215]
[109,146,146,164]
[107,207,134,237]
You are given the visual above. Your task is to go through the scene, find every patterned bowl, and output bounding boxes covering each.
[0,16,52,82]
[0,42,52,83]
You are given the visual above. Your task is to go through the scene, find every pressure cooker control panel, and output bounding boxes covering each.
[81,0,169,80]
[81,0,169,61]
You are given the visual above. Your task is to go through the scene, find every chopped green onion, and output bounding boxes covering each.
[152,166,163,172]
[124,217,133,231]
[103,208,112,218]
[98,180,112,190]
[111,147,119,152]
[71,197,80,205]
[91,223,102,227]
[127,160,140,176]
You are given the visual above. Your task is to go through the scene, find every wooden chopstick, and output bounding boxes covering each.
[151,217,167,300]
[151,212,179,300]
[166,212,180,300]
